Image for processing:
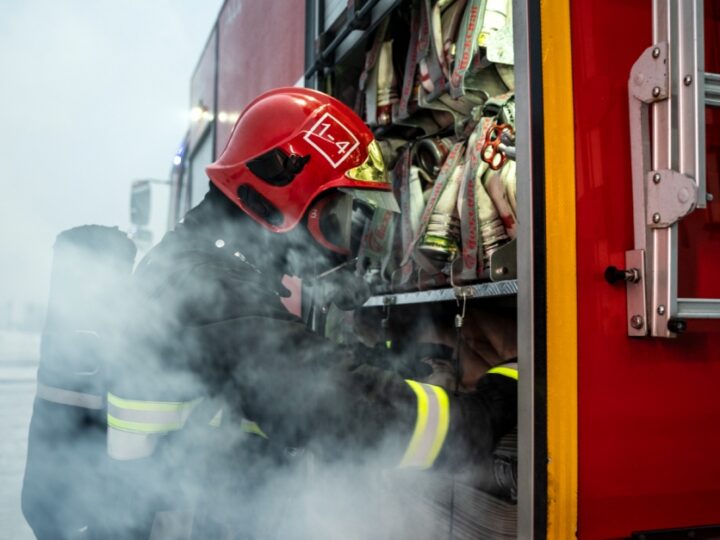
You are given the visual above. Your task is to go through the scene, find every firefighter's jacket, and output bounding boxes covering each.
[105,188,517,537]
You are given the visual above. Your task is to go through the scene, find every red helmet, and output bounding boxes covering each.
[206,88,397,251]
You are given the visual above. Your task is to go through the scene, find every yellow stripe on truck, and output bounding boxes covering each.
[541,0,579,536]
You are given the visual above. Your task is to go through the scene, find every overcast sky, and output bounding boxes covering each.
[0,0,224,306]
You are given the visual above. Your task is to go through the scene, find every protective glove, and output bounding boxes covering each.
[442,371,517,501]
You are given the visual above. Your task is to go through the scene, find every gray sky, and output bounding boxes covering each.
[0,0,224,305]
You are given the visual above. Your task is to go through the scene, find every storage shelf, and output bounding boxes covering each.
[307,0,404,78]
[334,0,404,64]
[362,279,518,307]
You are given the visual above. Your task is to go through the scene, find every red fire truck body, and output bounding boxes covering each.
[170,1,306,222]
[572,2,720,538]
[155,1,720,538]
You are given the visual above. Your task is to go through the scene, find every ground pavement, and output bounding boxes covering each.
[0,330,39,540]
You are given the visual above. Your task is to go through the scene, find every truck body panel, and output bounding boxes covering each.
[572,1,720,537]
[215,0,306,153]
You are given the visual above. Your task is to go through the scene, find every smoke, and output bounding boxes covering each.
[0,0,222,309]
[0,2,524,538]
[20,200,517,539]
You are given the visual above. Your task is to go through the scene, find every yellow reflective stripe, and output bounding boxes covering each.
[107,393,202,435]
[399,380,449,469]
[209,410,223,428]
[207,410,266,437]
[241,419,269,439]
[399,380,429,468]
[426,384,450,466]
[107,414,183,434]
[107,393,201,412]
[487,366,519,380]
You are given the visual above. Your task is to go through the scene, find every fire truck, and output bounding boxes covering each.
[129,0,720,538]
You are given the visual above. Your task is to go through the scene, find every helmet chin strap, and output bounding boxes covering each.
[278,221,370,310]
[311,258,371,311]
[315,257,358,280]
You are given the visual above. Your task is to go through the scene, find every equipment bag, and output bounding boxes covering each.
[22,225,136,540]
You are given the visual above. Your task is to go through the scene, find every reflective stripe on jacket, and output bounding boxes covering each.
[398,361,518,469]
[107,393,201,460]
[398,380,450,469]
[36,382,103,410]
[487,361,518,380]
[107,394,268,460]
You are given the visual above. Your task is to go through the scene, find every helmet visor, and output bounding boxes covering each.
[345,140,388,184]
[342,140,399,212]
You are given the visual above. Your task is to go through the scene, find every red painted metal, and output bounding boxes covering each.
[215,0,306,154]
[572,1,720,538]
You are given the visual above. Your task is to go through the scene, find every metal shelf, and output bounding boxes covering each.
[335,0,403,64]
[362,279,518,307]
[306,0,404,79]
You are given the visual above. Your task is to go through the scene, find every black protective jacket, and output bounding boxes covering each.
[106,186,517,538]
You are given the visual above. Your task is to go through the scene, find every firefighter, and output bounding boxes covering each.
[106,87,517,538]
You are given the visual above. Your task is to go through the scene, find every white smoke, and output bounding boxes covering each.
[1,3,519,537]
[0,0,222,309]
[0,2,222,538]
[20,217,517,539]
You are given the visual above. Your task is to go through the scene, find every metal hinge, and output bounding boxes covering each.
[645,170,697,228]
